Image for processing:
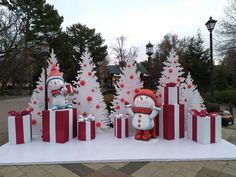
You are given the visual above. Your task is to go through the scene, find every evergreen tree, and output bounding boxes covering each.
[180,32,210,92]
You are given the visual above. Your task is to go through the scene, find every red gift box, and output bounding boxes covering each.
[159,104,185,140]
[114,115,129,138]
[78,120,96,141]
[161,83,180,105]
[187,111,221,144]
[42,108,77,143]
[8,111,32,145]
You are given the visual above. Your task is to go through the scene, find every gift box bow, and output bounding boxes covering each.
[115,114,128,119]
[161,82,180,87]
[78,114,95,122]
[8,110,30,116]
[190,109,218,117]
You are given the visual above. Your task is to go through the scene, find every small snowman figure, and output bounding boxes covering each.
[125,89,161,141]
[47,64,72,110]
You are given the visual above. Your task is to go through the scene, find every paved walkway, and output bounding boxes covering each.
[0,97,236,177]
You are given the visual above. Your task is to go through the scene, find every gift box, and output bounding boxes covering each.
[8,110,32,145]
[159,104,185,140]
[187,110,221,144]
[160,82,180,105]
[78,114,96,141]
[114,114,129,138]
[42,108,76,143]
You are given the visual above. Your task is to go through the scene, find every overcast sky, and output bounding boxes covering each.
[46,0,228,62]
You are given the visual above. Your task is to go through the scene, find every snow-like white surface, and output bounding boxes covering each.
[0,130,236,165]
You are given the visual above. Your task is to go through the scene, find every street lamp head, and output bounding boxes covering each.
[146,41,153,57]
[205,16,217,32]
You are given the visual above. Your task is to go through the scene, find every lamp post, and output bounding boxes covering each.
[205,16,217,100]
[146,41,153,88]
[40,40,49,110]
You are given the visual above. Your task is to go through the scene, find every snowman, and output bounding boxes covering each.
[47,64,72,110]
[125,89,161,141]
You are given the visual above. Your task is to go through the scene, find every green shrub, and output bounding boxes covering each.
[204,89,236,105]
[204,100,220,112]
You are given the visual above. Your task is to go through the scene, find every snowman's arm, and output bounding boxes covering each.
[149,106,161,119]
[125,104,134,117]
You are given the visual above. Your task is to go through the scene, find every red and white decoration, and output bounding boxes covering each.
[159,83,185,140]
[73,50,108,132]
[8,110,32,145]
[42,108,76,143]
[110,52,143,131]
[114,114,129,138]
[157,49,185,101]
[160,82,180,105]
[159,104,185,140]
[187,110,221,144]
[78,114,96,141]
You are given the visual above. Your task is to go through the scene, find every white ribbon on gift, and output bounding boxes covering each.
[78,114,95,122]
[115,114,124,119]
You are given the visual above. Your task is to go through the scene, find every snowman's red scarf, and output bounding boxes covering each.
[132,107,152,115]
[51,86,63,97]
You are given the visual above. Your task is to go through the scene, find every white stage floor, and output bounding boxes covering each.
[1,130,236,165]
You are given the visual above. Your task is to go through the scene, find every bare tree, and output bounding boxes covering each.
[110,35,139,67]
[216,0,236,54]
[0,7,26,90]
[110,35,127,66]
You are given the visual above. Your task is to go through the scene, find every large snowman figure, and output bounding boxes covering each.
[47,64,72,110]
[125,89,161,141]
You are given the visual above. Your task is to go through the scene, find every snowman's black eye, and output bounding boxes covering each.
[146,96,148,99]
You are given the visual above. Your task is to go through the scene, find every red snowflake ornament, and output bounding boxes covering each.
[116,105,120,110]
[88,72,92,76]
[130,75,134,80]
[187,84,192,89]
[120,84,124,88]
[38,86,43,91]
[83,112,87,117]
[168,69,173,73]
[87,96,93,102]
[80,80,86,86]
[134,88,140,94]
[96,104,100,109]
[96,121,101,127]
[32,118,37,125]
[120,98,125,103]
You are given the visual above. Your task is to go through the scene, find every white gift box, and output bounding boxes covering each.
[187,112,221,144]
[8,114,32,145]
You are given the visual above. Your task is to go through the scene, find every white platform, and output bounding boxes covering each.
[1,130,236,165]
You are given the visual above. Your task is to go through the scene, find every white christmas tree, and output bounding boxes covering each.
[28,49,61,135]
[110,52,143,119]
[73,50,108,131]
[180,72,197,108]
[189,89,206,112]
[157,49,185,101]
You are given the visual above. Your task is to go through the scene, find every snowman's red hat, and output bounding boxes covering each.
[46,64,64,84]
[134,89,160,107]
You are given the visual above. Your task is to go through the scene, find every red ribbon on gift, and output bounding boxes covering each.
[191,109,218,143]
[8,110,30,116]
[166,82,177,87]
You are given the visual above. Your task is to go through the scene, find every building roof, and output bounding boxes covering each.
[107,64,148,75]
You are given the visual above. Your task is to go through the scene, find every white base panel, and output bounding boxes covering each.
[0,130,236,165]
